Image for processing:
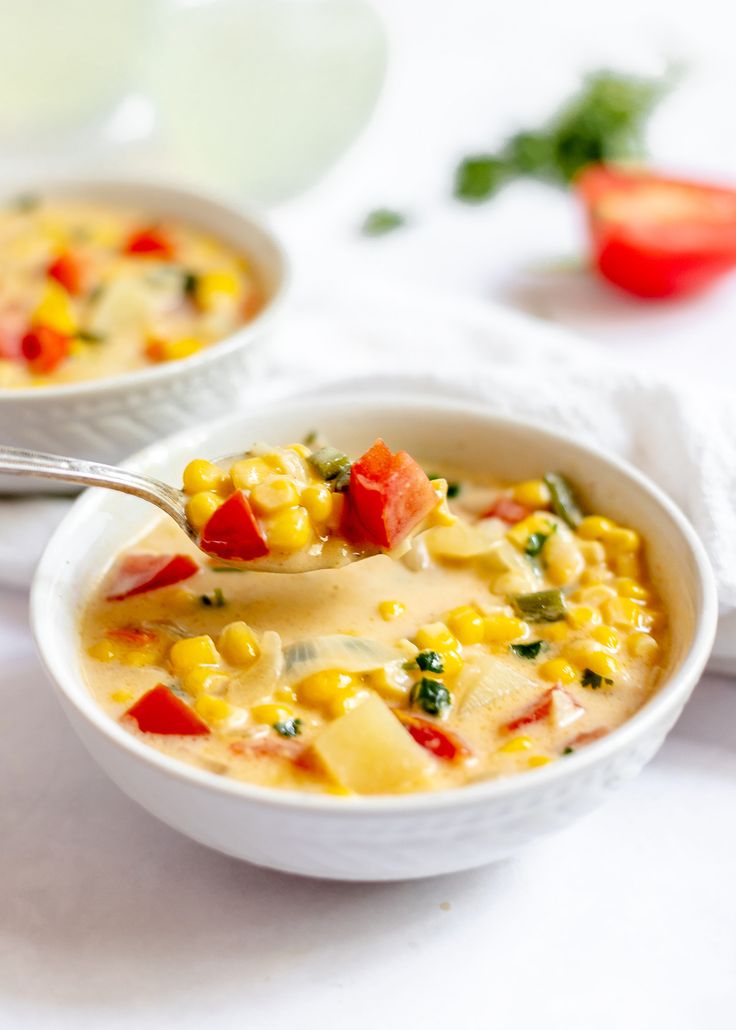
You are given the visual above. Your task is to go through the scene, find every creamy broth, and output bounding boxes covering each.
[0,197,261,387]
[81,451,667,796]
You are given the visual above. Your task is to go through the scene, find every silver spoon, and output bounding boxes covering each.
[0,445,379,572]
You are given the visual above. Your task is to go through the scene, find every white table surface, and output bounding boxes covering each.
[3,1,736,1026]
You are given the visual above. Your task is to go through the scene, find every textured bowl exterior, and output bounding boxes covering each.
[0,176,287,490]
[31,396,718,881]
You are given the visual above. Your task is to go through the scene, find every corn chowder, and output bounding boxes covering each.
[81,439,667,796]
[0,195,261,387]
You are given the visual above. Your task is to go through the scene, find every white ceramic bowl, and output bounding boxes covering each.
[31,396,717,881]
[0,177,287,492]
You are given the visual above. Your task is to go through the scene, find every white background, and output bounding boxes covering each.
[3,1,736,1027]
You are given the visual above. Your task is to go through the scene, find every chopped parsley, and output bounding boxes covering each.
[563,746,575,756]
[77,330,106,344]
[361,208,406,236]
[509,640,547,660]
[581,667,613,689]
[524,524,556,558]
[410,677,451,716]
[428,474,461,499]
[200,587,226,608]
[274,717,302,738]
[414,650,445,674]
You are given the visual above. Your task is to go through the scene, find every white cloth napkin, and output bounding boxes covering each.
[2,280,735,616]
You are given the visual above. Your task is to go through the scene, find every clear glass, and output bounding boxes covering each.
[146,0,388,204]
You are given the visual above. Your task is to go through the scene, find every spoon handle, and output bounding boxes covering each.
[0,446,190,534]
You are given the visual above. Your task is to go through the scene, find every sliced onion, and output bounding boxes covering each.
[228,630,284,706]
[457,653,539,718]
[283,635,405,683]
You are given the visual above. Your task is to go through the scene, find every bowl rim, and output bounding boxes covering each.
[0,174,290,401]
[30,393,719,815]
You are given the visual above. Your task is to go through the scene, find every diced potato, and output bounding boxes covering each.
[425,521,503,561]
[313,694,435,794]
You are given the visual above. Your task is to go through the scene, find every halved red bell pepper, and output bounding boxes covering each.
[484,497,532,524]
[397,713,470,761]
[124,684,210,735]
[124,226,175,259]
[21,325,70,374]
[48,251,84,295]
[577,164,736,299]
[344,439,437,549]
[106,553,199,601]
[199,491,269,562]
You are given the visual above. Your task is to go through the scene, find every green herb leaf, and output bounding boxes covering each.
[454,155,510,202]
[200,587,226,608]
[410,677,451,716]
[446,482,461,499]
[77,330,106,344]
[303,430,318,447]
[415,650,445,674]
[361,209,406,236]
[509,640,547,660]
[563,746,575,756]
[182,270,199,297]
[524,530,551,558]
[581,667,613,689]
[274,717,302,738]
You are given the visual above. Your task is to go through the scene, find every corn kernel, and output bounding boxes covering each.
[602,597,650,629]
[615,577,650,601]
[251,476,301,514]
[330,686,370,717]
[217,621,260,667]
[288,443,311,459]
[592,625,619,650]
[580,565,614,586]
[447,605,485,645]
[573,584,618,607]
[378,600,406,621]
[528,755,553,768]
[263,451,289,473]
[539,658,577,684]
[195,694,231,722]
[230,457,270,490]
[539,621,569,643]
[483,614,528,643]
[297,670,356,715]
[579,540,606,565]
[567,605,601,630]
[627,631,660,663]
[264,506,312,551]
[121,648,159,667]
[614,553,642,579]
[111,690,133,704]
[274,685,297,704]
[186,490,222,530]
[498,735,533,753]
[584,650,619,680]
[546,554,583,588]
[34,279,76,334]
[366,667,411,703]
[182,665,226,696]
[605,527,641,554]
[440,649,464,676]
[182,458,230,495]
[88,640,120,662]
[512,479,551,509]
[169,587,197,612]
[169,635,220,673]
[427,480,457,527]
[250,702,294,724]
[160,337,203,362]
[578,515,616,540]
[196,269,242,309]
[416,622,460,653]
[300,483,333,523]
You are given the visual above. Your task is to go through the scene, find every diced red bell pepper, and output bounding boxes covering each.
[47,251,84,295]
[21,325,70,374]
[484,496,532,524]
[504,686,584,734]
[124,226,175,259]
[106,553,199,601]
[397,713,470,761]
[124,684,209,735]
[199,491,269,562]
[344,438,437,549]
[577,164,736,299]
[107,625,159,646]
